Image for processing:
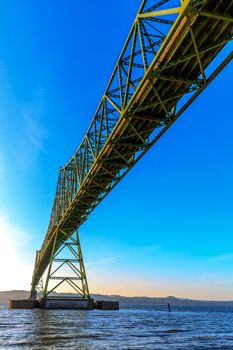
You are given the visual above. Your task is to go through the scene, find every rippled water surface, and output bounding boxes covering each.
[0,304,233,349]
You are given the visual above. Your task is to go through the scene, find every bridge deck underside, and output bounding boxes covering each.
[31,0,233,290]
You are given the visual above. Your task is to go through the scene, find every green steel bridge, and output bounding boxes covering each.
[29,0,233,300]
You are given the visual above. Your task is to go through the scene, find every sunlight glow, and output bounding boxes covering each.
[0,213,33,291]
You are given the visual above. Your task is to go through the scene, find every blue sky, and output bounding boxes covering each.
[0,0,232,299]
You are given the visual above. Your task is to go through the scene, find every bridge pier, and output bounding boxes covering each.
[14,229,119,310]
[29,230,90,301]
[39,297,94,309]
[8,299,35,309]
[9,298,119,310]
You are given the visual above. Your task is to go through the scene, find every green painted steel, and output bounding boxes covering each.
[42,231,90,299]
[29,0,233,298]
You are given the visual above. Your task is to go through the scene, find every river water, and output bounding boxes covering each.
[0,304,233,349]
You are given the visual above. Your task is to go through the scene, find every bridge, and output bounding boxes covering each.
[29,0,233,302]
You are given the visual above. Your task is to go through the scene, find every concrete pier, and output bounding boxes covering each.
[8,298,119,310]
[8,299,35,309]
[39,298,94,309]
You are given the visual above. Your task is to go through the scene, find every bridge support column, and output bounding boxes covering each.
[41,230,90,302]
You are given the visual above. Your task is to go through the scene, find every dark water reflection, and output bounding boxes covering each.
[0,304,233,349]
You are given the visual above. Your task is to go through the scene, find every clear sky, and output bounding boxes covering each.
[0,0,232,300]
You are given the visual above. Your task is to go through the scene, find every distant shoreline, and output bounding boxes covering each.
[1,290,233,306]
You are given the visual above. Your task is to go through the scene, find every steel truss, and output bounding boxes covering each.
[30,0,233,297]
[30,231,89,299]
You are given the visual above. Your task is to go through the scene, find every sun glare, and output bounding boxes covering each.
[0,213,33,290]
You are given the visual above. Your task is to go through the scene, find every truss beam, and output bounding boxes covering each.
[199,11,233,23]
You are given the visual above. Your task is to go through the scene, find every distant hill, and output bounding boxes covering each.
[1,290,233,306]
